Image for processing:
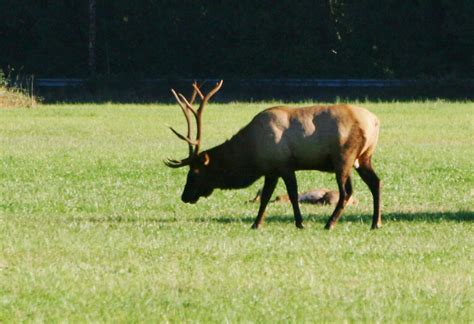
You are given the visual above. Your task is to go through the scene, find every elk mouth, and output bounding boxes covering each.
[181,194,199,204]
[181,188,213,204]
[187,197,199,204]
[182,197,198,204]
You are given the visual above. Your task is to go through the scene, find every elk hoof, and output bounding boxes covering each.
[251,223,262,230]
[371,223,382,230]
[295,222,305,229]
[324,222,335,230]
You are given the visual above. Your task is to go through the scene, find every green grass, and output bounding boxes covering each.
[1,101,473,322]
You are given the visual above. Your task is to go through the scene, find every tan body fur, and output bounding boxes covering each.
[225,105,379,175]
[197,104,381,230]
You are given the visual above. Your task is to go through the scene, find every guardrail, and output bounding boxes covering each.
[35,78,441,88]
[32,78,473,102]
[35,78,84,87]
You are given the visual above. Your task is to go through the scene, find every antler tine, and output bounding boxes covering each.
[170,88,195,156]
[163,157,191,168]
[170,89,186,113]
[200,80,223,108]
[190,80,205,104]
[168,127,198,146]
[192,81,205,101]
[178,93,198,119]
[194,80,224,155]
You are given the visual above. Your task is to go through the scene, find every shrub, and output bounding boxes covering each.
[0,69,39,108]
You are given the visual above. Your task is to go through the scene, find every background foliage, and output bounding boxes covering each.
[0,0,473,78]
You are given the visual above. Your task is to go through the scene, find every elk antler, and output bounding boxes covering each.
[170,88,197,157]
[190,80,205,104]
[194,80,223,155]
[165,80,223,168]
[168,80,207,152]
[163,157,193,168]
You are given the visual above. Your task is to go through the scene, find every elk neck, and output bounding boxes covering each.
[204,136,261,190]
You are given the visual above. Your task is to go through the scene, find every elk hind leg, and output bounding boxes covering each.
[252,176,278,229]
[356,158,382,229]
[345,175,353,204]
[282,171,304,229]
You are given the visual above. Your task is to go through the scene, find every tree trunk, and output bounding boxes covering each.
[88,0,96,76]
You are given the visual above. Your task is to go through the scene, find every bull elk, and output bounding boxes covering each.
[165,80,382,230]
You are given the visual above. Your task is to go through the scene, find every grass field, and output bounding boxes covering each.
[1,101,473,322]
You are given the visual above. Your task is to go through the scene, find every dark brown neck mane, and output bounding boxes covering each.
[205,136,261,190]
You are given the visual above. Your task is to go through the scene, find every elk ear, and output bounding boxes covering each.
[202,153,211,166]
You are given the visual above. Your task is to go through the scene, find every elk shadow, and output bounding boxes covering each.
[209,210,474,225]
[70,210,472,225]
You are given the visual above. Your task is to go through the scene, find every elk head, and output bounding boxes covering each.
[164,80,224,203]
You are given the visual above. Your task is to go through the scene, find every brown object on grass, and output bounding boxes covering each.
[250,188,358,206]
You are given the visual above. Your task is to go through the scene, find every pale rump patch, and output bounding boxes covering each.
[354,159,360,169]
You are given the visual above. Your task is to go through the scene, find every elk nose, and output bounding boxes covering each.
[181,193,198,204]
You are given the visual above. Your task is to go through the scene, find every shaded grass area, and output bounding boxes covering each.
[73,210,473,226]
[0,101,473,322]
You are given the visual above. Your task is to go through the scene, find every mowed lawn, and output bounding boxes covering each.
[0,101,473,322]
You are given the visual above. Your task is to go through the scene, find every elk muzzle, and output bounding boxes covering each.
[181,184,214,204]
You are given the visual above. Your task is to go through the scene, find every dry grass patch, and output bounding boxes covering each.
[0,86,38,109]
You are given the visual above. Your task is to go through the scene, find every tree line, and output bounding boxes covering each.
[1,0,472,79]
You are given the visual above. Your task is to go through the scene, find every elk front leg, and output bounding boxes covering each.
[252,176,278,229]
[325,169,350,230]
[282,172,304,229]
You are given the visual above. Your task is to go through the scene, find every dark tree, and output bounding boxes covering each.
[89,0,97,76]
[0,0,472,78]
